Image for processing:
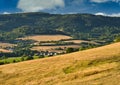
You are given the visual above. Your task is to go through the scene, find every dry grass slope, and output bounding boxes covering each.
[0,42,120,85]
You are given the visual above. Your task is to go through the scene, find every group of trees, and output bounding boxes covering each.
[0,55,34,65]
[66,48,79,53]
[114,36,120,42]
[66,42,100,53]
[1,50,38,58]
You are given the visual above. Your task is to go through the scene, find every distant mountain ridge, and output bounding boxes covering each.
[0,12,120,42]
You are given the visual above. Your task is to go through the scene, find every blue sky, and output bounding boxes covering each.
[0,0,120,16]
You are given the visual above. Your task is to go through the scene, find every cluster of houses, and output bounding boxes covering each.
[37,51,58,56]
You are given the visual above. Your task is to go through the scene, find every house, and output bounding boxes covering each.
[38,51,57,56]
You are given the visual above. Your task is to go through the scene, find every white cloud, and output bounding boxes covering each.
[110,13,120,17]
[95,12,120,17]
[91,0,109,3]
[91,0,120,3]
[17,0,65,12]
[95,12,106,16]
[3,12,10,14]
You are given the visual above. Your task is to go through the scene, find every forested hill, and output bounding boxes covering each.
[0,12,120,42]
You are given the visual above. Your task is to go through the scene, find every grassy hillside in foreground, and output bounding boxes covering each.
[0,42,120,85]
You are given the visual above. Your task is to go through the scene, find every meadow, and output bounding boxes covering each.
[0,42,120,85]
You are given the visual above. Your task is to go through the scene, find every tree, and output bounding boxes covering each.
[2,56,7,64]
[66,48,74,53]
[26,56,34,60]
[12,59,16,63]
[114,37,120,42]
[0,61,4,65]
[21,57,24,61]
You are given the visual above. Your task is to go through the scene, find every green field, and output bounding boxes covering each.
[0,56,41,65]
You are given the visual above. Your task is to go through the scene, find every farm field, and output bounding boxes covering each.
[0,42,16,48]
[0,49,12,53]
[0,42,120,85]
[0,42,16,53]
[19,34,98,53]
[18,35,72,42]
[64,40,98,44]
[31,45,80,52]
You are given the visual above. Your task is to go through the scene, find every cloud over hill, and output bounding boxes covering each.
[17,0,65,12]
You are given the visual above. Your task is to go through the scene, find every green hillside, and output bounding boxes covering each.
[0,12,120,43]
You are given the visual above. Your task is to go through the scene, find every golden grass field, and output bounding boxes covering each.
[0,42,120,85]
[0,42,15,48]
[18,35,72,41]
[64,40,98,44]
[0,42,15,53]
[0,49,12,53]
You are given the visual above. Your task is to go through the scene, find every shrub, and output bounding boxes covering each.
[0,61,4,65]
[26,56,34,60]
[66,48,74,53]
[21,57,24,61]
[12,59,16,63]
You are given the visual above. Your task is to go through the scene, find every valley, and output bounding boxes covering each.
[0,12,120,65]
[0,34,99,65]
[18,34,98,53]
[1,0,120,84]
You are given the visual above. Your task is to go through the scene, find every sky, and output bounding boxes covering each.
[0,0,120,16]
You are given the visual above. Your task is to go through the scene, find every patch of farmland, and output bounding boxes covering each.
[0,42,16,48]
[64,40,98,44]
[18,35,72,42]
[0,49,12,53]
[31,45,80,51]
